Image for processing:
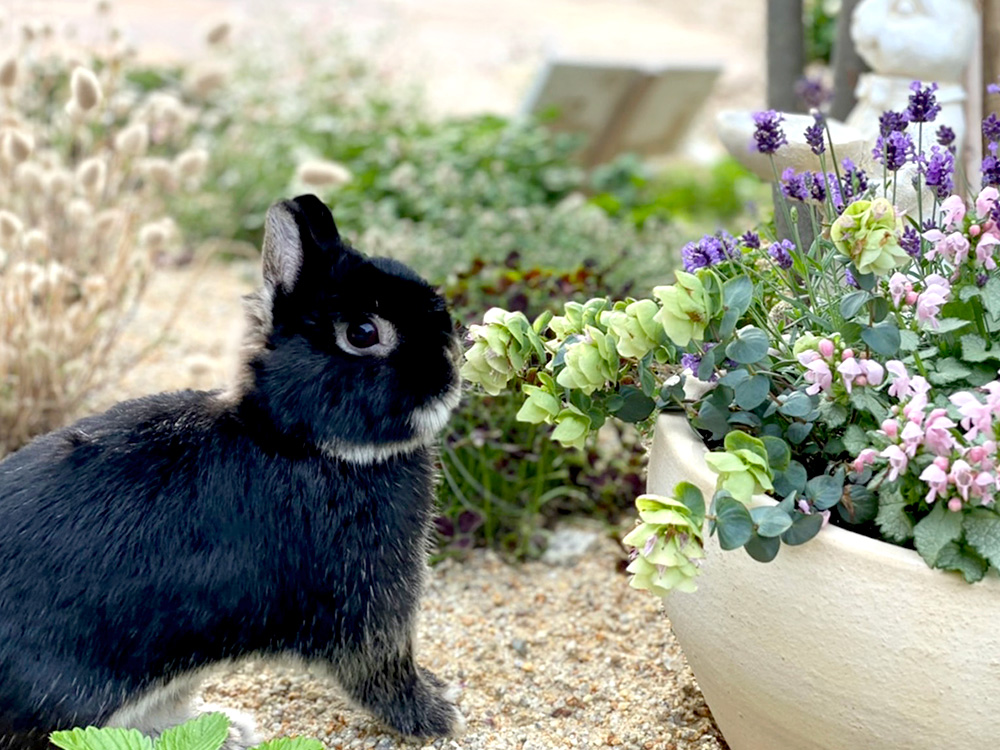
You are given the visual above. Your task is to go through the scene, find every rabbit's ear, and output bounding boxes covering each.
[261,194,344,293]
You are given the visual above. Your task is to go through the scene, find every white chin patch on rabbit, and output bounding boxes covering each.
[320,385,460,465]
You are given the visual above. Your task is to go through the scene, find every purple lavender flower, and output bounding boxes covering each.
[841,158,868,202]
[984,113,1000,144]
[751,110,788,154]
[936,124,956,148]
[680,233,735,273]
[804,112,826,155]
[900,225,922,259]
[990,82,1000,95]
[983,145,1000,190]
[781,167,810,201]
[740,230,760,249]
[879,110,909,137]
[808,172,826,202]
[769,239,795,269]
[795,76,831,110]
[873,131,915,171]
[978,274,990,287]
[921,145,955,200]
[844,268,858,288]
[906,81,941,123]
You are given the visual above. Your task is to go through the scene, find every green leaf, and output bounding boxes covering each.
[725,327,770,364]
[609,386,656,423]
[840,290,870,319]
[785,421,814,445]
[935,541,989,583]
[761,436,791,472]
[252,740,325,750]
[961,333,998,363]
[723,430,768,461]
[861,322,900,356]
[744,531,781,562]
[722,276,753,318]
[984,275,1000,320]
[733,374,771,410]
[753,506,794,537]
[875,487,913,542]
[927,357,973,386]
[714,495,754,550]
[781,511,824,545]
[963,509,1000,570]
[817,400,848,428]
[51,728,154,750]
[930,317,973,334]
[674,481,706,525]
[842,424,869,456]
[773,460,807,497]
[898,329,920,352]
[869,296,890,323]
[838,484,878,524]
[913,502,965,568]
[778,390,814,418]
[718,368,750,387]
[806,471,844,510]
[696,351,717,382]
[155,714,230,750]
[638,357,657,397]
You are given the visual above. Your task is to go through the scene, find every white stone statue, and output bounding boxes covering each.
[848,0,978,154]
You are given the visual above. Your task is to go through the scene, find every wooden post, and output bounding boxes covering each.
[767,0,811,244]
[767,0,805,112]
[829,0,869,121]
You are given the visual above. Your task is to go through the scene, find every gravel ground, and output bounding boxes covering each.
[201,537,726,750]
[91,264,728,750]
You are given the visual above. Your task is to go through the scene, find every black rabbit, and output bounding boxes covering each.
[0,195,464,749]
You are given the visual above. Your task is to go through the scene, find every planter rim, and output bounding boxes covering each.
[654,411,1000,586]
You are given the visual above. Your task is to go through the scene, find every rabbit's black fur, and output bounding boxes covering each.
[0,195,463,748]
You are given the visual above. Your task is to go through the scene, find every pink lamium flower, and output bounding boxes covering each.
[977,186,999,218]
[802,358,833,395]
[924,231,970,265]
[972,471,996,505]
[882,444,909,481]
[916,274,952,328]
[900,419,925,457]
[949,459,976,502]
[919,459,950,503]
[860,358,884,386]
[818,338,835,358]
[886,360,912,399]
[837,357,863,393]
[853,448,878,473]
[888,272,910,308]
[948,497,964,512]
[950,391,992,440]
[923,408,957,456]
[976,234,1000,270]
[940,194,966,229]
[881,418,900,438]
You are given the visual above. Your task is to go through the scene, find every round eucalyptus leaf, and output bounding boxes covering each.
[754,506,794,537]
[714,495,754,550]
[744,531,781,562]
[725,327,770,364]
[781,511,824,545]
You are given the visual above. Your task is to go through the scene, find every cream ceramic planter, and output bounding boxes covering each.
[647,413,1000,750]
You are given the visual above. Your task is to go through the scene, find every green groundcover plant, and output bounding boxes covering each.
[463,82,1000,595]
[50,712,320,750]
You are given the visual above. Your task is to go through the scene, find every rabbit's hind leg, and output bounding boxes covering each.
[104,671,259,749]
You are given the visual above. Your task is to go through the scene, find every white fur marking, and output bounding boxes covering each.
[409,385,461,437]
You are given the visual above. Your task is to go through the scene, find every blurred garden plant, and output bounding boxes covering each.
[0,9,208,455]
[463,82,1000,592]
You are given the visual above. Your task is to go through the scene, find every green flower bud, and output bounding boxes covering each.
[622,493,705,596]
[704,449,774,503]
[516,382,561,424]
[556,326,618,395]
[461,307,539,395]
[550,406,591,450]
[652,271,713,347]
[829,198,908,276]
[791,332,820,358]
[601,299,663,360]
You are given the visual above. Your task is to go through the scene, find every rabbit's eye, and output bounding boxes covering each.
[348,320,380,349]
[335,315,397,357]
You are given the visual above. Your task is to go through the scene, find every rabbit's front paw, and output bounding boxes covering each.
[384,668,465,739]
